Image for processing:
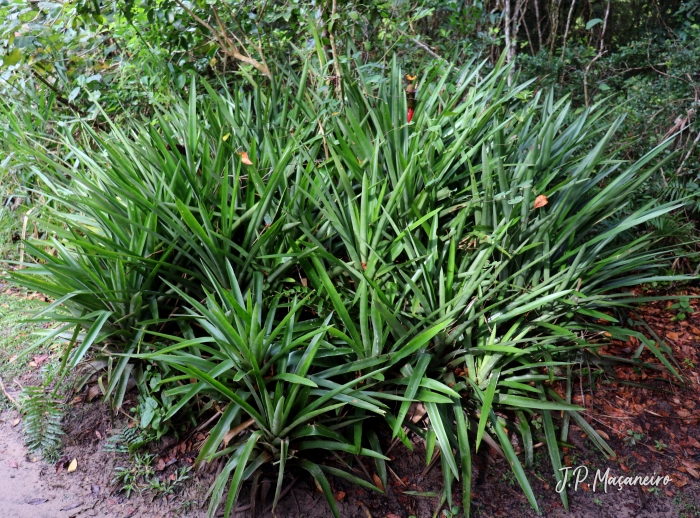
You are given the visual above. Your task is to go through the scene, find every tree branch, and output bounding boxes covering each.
[173,0,271,78]
[31,69,86,115]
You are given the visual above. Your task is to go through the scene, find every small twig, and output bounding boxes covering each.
[328,0,342,100]
[384,436,401,456]
[30,69,86,115]
[644,409,700,420]
[388,466,407,487]
[353,454,373,483]
[420,449,441,478]
[0,378,19,409]
[262,475,299,514]
[397,29,444,61]
[172,0,270,78]
[317,119,329,161]
[583,0,610,107]
[675,129,700,174]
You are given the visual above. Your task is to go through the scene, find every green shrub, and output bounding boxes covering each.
[9,56,689,517]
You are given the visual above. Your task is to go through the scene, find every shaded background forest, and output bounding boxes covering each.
[1,0,699,254]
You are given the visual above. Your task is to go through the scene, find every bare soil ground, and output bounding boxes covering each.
[1,286,700,518]
[2,397,699,518]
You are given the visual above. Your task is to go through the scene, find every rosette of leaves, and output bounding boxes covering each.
[137,267,393,518]
[290,55,688,514]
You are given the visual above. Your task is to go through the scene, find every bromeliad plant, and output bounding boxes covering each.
[281,55,687,514]
[9,53,689,517]
[139,267,391,517]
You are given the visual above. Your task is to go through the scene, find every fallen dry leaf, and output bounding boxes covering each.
[372,473,384,491]
[239,151,253,165]
[86,385,101,402]
[12,418,20,427]
[55,456,71,474]
[334,491,346,502]
[672,473,690,488]
[33,354,48,365]
[67,458,77,473]
[595,429,610,440]
[533,194,548,209]
[687,437,700,448]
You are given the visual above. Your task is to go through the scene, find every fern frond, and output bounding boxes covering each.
[104,426,157,454]
[20,386,64,462]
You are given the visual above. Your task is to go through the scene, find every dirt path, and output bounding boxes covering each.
[1,287,699,518]
[0,407,207,518]
[0,409,106,518]
[3,401,697,518]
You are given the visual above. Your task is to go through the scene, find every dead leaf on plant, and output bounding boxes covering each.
[86,385,101,402]
[223,418,255,446]
[238,151,253,165]
[533,194,548,209]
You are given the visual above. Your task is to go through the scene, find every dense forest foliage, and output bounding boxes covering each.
[1,1,698,517]
[2,0,699,247]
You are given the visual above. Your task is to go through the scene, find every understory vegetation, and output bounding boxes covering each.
[1,0,698,517]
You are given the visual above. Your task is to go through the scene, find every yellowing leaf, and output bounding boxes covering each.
[223,418,255,446]
[222,133,230,141]
[239,151,253,165]
[67,458,77,473]
[2,48,22,67]
[406,74,417,81]
[533,194,548,209]
[210,58,217,67]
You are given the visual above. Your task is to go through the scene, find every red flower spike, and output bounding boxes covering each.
[407,107,414,123]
